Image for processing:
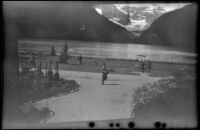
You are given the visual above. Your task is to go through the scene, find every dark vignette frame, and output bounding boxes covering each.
[1,1,199,129]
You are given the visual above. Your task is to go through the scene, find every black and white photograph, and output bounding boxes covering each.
[2,1,198,129]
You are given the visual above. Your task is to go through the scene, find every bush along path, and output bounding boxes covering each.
[130,65,196,127]
[130,77,176,117]
[16,60,81,118]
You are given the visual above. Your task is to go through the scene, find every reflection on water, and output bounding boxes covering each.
[18,39,197,63]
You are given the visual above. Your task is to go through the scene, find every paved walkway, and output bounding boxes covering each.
[34,70,162,123]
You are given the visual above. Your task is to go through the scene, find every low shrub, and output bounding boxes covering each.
[131,77,178,117]
[131,65,196,118]
[16,73,80,104]
[173,64,196,84]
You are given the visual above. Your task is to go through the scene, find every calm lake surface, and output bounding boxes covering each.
[18,39,197,64]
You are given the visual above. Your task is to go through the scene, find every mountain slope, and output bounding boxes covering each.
[120,5,166,31]
[94,4,131,26]
[94,4,180,32]
[138,4,197,52]
[6,2,135,43]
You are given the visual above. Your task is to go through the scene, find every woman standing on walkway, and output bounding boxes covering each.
[101,63,109,85]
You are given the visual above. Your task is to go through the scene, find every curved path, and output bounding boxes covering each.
[34,70,161,123]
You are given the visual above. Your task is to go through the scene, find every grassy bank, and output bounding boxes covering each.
[17,72,80,104]
[19,54,196,77]
[3,68,80,127]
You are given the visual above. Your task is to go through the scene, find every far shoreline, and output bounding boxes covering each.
[18,54,196,78]
[18,39,197,56]
[19,53,197,65]
[67,55,197,65]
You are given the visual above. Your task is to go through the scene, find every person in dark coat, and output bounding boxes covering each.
[76,56,79,65]
[147,60,151,72]
[101,63,109,85]
[79,55,82,64]
[141,60,145,73]
[30,55,36,68]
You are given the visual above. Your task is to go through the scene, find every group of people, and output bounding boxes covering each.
[76,55,82,65]
[140,60,151,73]
[31,55,151,85]
[101,59,152,85]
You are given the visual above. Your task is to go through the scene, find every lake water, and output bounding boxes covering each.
[18,39,197,64]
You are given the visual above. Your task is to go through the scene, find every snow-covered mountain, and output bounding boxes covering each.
[93,3,189,32]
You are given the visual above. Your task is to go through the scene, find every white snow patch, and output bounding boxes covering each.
[119,9,128,15]
[143,10,154,13]
[95,8,103,15]
[114,5,128,15]
[108,18,125,28]
[113,17,120,21]
[130,19,148,29]
[108,18,148,31]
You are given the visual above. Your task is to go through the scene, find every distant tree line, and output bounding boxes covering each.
[50,42,70,64]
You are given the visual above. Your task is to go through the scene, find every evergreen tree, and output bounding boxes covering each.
[63,43,68,55]
[59,42,69,63]
[50,46,56,56]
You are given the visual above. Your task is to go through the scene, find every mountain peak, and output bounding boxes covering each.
[93,3,190,32]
